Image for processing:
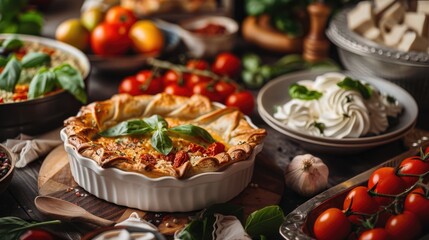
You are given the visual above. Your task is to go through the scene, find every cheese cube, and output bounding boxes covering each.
[384,24,408,47]
[417,1,429,15]
[405,12,428,37]
[397,31,429,51]
[374,0,396,18]
[363,27,382,42]
[379,2,406,26]
[347,1,375,34]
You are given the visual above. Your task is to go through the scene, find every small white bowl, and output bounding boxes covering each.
[257,70,418,154]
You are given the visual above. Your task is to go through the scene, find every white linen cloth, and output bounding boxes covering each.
[4,128,62,168]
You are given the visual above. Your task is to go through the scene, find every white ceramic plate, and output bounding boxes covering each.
[257,70,418,153]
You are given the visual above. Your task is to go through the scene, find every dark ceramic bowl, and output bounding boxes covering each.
[0,144,15,193]
[0,34,90,141]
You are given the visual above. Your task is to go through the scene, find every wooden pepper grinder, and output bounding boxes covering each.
[303,1,331,62]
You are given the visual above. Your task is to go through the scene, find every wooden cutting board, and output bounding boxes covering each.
[38,145,284,235]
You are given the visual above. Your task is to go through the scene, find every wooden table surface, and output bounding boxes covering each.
[1,0,429,239]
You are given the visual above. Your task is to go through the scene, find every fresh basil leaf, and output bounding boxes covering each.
[0,56,7,66]
[337,77,372,99]
[244,205,284,238]
[21,52,51,68]
[289,83,322,100]
[28,68,56,99]
[151,129,173,155]
[177,220,204,240]
[53,64,87,104]
[0,57,21,92]
[144,114,168,130]
[1,38,23,51]
[100,119,153,137]
[169,124,215,143]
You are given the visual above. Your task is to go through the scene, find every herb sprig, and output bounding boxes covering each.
[337,77,372,100]
[99,115,215,155]
[289,83,323,100]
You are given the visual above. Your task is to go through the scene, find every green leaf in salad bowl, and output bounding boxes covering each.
[53,63,87,104]
[21,52,51,68]
[27,68,57,99]
[0,56,21,92]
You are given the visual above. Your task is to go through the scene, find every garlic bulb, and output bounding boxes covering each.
[284,154,329,197]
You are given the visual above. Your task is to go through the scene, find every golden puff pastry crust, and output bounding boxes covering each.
[63,93,266,178]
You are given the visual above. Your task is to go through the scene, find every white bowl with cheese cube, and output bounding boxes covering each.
[326,1,429,111]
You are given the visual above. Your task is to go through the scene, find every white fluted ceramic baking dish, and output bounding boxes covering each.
[60,122,263,212]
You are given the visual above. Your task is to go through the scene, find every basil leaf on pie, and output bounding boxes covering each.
[169,124,215,143]
[152,129,173,155]
[99,119,153,136]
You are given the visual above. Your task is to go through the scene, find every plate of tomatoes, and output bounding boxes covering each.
[280,140,429,240]
[118,52,256,116]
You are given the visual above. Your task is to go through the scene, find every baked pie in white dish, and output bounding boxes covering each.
[61,93,266,212]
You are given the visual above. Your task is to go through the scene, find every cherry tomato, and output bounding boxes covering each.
[90,22,131,56]
[105,6,137,28]
[398,156,429,188]
[358,228,392,240]
[186,59,209,70]
[404,187,429,228]
[214,81,236,103]
[367,167,406,206]
[20,229,54,240]
[211,52,241,77]
[163,70,181,86]
[118,76,141,96]
[343,186,379,225]
[192,81,223,102]
[313,208,351,240]
[135,70,163,95]
[225,91,255,116]
[385,211,422,240]
[186,74,210,89]
[164,84,192,97]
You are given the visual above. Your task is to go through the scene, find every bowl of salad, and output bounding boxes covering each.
[0,34,90,141]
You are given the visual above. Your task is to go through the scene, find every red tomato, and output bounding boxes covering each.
[135,70,163,95]
[105,6,137,28]
[118,76,141,95]
[398,156,429,188]
[358,228,392,240]
[313,208,351,240]
[192,81,223,102]
[90,22,131,56]
[164,84,192,97]
[206,142,225,156]
[404,187,429,227]
[214,80,236,103]
[225,91,255,116]
[186,59,209,70]
[385,211,422,240]
[211,52,241,77]
[343,186,379,225]
[367,167,406,206]
[186,74,210,89]
[20,229,54,240]
[163,70,181,86]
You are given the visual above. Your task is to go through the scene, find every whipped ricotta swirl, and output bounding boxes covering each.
[274,73,402,139]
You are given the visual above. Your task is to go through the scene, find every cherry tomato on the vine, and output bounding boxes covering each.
[211,52,241,77]
[225,91,255,116]
[90,22,131,56]
[358,228,392,240]
[118,76,141,96]
[186,59,209,70]
[164,84,192,97]
[105,6,137,29]
[367,167,407,206]
[214,81,236,103]
[385,211,422,240]
[20,229,54,240]
[343,186,379,225]
[398,156,429,188]
[313,208,351,240]
[163,70,181,86]
[135,70,163,95]
[404,187,429,228]
[186,74,211,89]
[192,82,223,102]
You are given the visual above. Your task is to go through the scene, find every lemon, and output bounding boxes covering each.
[55,19,90,51]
